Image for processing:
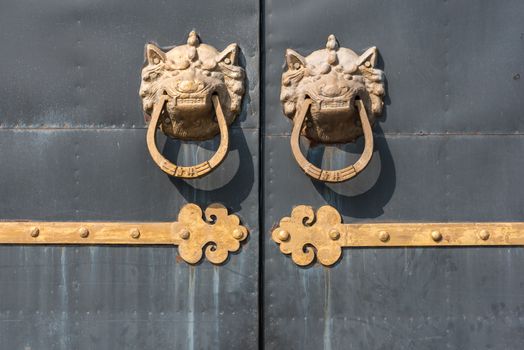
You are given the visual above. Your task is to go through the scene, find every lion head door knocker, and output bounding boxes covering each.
[280,35,385,183]
[140,31,245,178]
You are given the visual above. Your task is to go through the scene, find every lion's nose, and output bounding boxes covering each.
[320,84,342,97]
[176,80,203,93]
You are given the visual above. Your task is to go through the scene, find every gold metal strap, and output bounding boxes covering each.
[290,99,373,183]
[272,205,524,266]
[146,94,229,178]
[0,203,248,265]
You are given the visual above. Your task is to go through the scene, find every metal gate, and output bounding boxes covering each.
[0,0,523,349]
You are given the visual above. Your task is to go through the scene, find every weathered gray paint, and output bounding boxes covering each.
[1,0,524,349]
[0,0,259,349]
[263,0,524,349]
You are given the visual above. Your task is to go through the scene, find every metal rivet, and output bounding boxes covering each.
[232,229,244,240]
[431,230,442,242]
[378,230,390,242]
[479,229,490,241]
[30,227,40,238]
[130,228,140,239]
[179,229,190,240]
[278,230,290,242]
[329,228,340,240]
[79,227,89,238]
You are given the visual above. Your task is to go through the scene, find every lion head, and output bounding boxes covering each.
[280,34,385,144]
[140,31,245,140]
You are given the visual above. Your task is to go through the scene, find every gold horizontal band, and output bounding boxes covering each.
[272,205,524,266]
[0,203,248,265]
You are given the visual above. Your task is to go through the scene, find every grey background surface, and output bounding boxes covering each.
[263,0,524,349]
[0,0,259,349]
[1,0,524,349]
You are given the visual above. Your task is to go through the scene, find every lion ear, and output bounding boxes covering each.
[145,43,166,65]
[356,47,378,68]
[217,43,239,64]
[285,49,306,70]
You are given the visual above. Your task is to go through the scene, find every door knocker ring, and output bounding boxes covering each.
[140,31,245,178]
[281,34,386,183]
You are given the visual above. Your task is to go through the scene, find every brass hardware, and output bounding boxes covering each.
[179,228,191,240]
[130,228,140,239]
[79,227,89,238]
[272,205,524,267]
[378,230,389,242]
[30,227,39,238]
[277,229,290,242]
[431,230,442,242]
[140,31,245,178]
[0,203,248,265]
[281,35,385,182]
[479,229,490,240]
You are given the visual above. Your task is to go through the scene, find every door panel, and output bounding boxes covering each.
[0,1,259,349]
[263,0,524,349]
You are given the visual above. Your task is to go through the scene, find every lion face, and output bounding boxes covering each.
[281,35,385,144]
[140,31,245,140]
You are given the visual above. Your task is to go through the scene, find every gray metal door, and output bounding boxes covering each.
[262,0,524,349]
[1,1,524,349]
[0,1,259,349]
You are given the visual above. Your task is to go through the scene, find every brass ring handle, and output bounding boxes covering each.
[146,94,229,178]
[290,98,374,183]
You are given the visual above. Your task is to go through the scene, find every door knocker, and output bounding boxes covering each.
[140,31,245,178]
[280,35,385,182]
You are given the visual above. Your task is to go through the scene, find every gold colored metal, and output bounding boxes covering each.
[378,230,390,243]
[431,230,443,242]
[281,34,385,182]
[140,31,245,178]
[272,205,524,267]
[79,227,89,238]
[130,228,141,239]
[179,228,191,240]
[278,229,290,242]
[30,227,39,238]
[479,229,490,241]
[0,203,248,265]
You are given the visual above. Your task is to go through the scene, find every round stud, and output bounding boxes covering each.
[224,57,231,65]
[130,228,140,239]
[431,230,442,242]
[293,62,301,70]
[232,228,244,240]
[30,227,40,238]
[378,230,390,243]
[478,229,490,241]
[79,227,89,238]
[277,229,290,242]
[364,61,371,68]
[179,228,190,240]
[328,228,340,240]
